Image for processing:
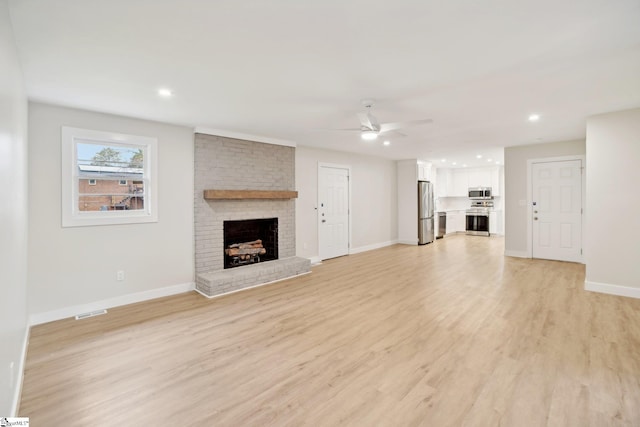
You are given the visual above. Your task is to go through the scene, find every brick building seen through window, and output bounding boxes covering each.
[77,165,144,211]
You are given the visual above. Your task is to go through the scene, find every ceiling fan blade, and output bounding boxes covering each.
[314,127,361,132]
[357,112,374,130]
[388,130,407,138]
[379,118,433,133]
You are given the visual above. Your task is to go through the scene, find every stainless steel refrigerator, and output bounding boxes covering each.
[418,181,434,245]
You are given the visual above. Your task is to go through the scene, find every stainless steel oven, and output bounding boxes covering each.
[466,209,490,236]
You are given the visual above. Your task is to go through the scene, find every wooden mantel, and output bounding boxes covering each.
[204,189,298,200]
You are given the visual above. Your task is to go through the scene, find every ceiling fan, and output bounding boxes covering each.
[337,99,433,141]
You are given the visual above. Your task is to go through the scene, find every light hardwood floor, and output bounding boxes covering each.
[19,235,640,426]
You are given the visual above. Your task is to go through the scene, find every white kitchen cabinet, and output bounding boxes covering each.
[468,168,492,187]
[458,212,467,232]
[436,168,451,198]
[451,169,469,197]
[437,166,503,198]
[489,211,497,234]
[446,212,457,234]
[481,169,492,187]
[491,167,502,196]
[446,211,466,234]
[418,161,432,181]
[434,213,439,238]
[489,210,503,235]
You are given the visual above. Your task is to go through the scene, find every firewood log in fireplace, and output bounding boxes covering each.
[225,247,266,256]
[228,239,262,249]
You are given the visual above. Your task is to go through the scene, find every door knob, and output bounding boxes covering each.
[534,210,538,213]
[534,217,538,220]
[322,219,326,223]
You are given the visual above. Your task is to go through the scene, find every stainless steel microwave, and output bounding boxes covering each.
[468,187,492,200]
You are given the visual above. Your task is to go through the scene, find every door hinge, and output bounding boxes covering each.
[581,249,583,255]
[581,208,583,214]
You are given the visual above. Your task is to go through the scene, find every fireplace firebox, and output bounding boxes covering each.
[223,218,278,269]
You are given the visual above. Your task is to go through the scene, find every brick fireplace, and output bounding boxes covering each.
[194,133,310,297]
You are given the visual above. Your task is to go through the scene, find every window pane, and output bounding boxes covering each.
[78,178,145,211]
[76,141,146,212]
[77,142,144,169]
[78,195,145,212]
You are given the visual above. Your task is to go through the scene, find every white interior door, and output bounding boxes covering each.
[532,159,582,262]
[318,165,349,260]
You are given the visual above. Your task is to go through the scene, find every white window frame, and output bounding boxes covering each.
[88,179,97,186]
[61,127,158,227]
[118,179,128,186]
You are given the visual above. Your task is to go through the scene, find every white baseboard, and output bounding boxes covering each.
[11,326,30,416]
[585,280,640,299]
[504,250,529,258]
[29,282,196,326]
[350,240,398,254]
[308,256,322,266]
[396,240,417,246]
[195,271,311,299]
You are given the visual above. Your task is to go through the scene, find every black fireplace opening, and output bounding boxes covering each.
[223,218,278,269]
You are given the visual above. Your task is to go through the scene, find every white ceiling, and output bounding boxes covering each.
[8,0,640,167]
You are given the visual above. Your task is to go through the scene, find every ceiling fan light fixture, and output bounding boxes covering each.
[361,130,378,141]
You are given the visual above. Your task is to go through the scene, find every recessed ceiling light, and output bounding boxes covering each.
[452,162,457,166]
[383,140,390,146]
[462,164,468,168]
[361,130,378,141]
[495,161,500,165]
[476,154,482,159]
[487,158,492,162]
[441,158,446,162]
[158,88,173,98]
[528,114,540,122]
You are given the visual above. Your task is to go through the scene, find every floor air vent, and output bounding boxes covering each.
[75,309,107,320]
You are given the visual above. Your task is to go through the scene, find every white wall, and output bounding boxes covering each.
[585,108,640,294]
[28,102,194,321]
[0,0,29,415]
[295,145,397,260]
[504,140,586,255]
[396,160,418,244]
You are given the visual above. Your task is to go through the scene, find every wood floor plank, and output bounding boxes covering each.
[18,235,640,426]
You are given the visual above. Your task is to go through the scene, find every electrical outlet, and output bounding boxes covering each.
[116,270,125,281]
